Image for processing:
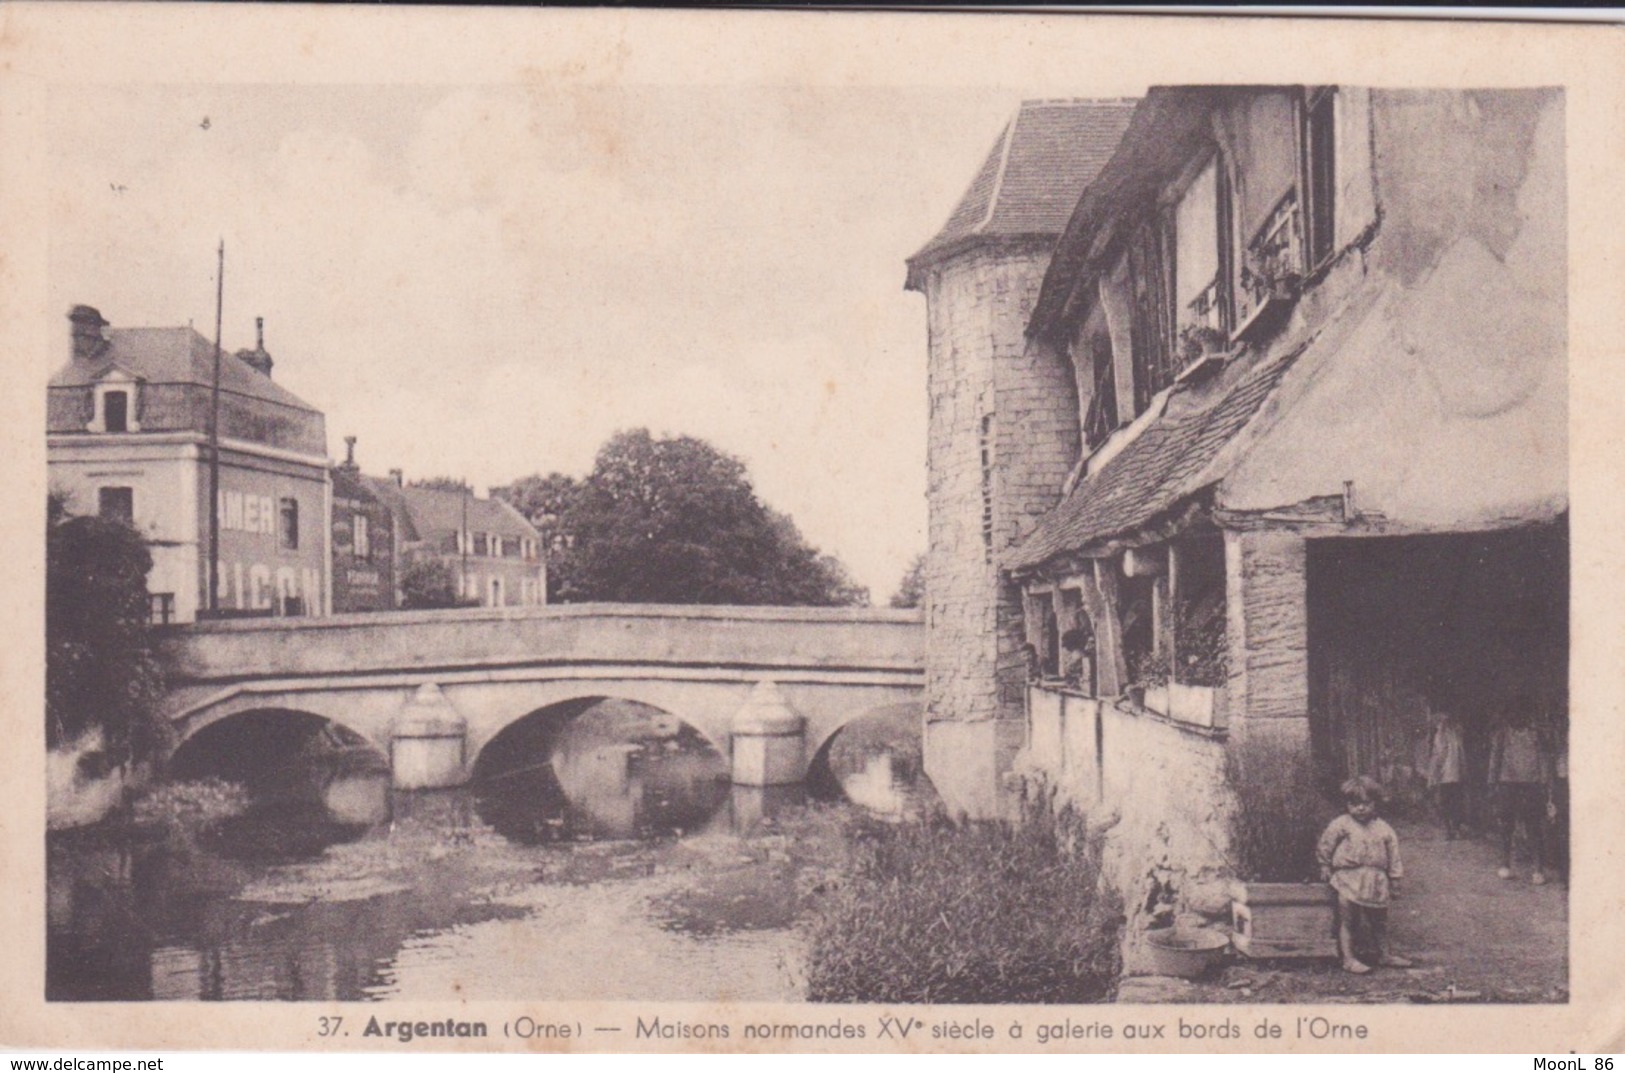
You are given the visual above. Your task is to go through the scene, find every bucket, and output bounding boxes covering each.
[1144,926,1230,978]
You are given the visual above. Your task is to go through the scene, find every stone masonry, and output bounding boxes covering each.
[921,243,1081,815]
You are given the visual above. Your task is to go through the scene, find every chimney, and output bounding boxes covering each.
[339,436,359,474]
[389,468,404,487]
[236,316,274,377]
[68,305,108,362]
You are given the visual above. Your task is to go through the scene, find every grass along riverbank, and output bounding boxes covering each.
[804,804,1122,1003]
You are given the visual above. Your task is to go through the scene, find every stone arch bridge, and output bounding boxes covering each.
[157,604,924,789]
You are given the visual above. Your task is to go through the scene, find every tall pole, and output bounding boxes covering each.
[460,484,469,603]
[207,240,225,613]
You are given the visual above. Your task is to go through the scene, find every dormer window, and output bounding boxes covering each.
[104,391,129,432]
[88,371,142,433]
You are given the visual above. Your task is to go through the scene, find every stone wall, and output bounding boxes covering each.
[921,243,1080,817]
[1018,685,1236,973]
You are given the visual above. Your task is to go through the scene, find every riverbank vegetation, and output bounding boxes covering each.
[47,495,168,765]
[804,805,1121,1003]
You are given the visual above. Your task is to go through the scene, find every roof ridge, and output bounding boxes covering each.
[1022,97,1139,108]
[973,114,1020,237]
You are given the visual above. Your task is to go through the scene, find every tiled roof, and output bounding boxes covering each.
[395,484,539,543]
[360,476,420,543]
[50,326,322,414]
[332,466,380,504]
[905,99,1137,287]
[1006,351,1300,572]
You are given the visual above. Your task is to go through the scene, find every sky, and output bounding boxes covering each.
[47,83,1030,602]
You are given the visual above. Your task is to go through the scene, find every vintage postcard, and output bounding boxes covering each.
[2,4,1622,1056]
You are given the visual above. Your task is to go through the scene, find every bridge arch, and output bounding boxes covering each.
[804,701,924,806]
[167,705,389,790]
[468,694,732,844]
[454,680,732,765]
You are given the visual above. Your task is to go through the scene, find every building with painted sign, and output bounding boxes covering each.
[48,306,331,623]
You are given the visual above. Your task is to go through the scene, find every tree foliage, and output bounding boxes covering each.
[399,557,467,610]
[408,476,473,493]
[46,499,168,763]
[497,430,867,606]
[889,553,926,609]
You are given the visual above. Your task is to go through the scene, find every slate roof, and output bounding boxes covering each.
[1006,350,1301,572]
[332,465,381,505]
[905,99,1137,289]
[393,484,540,543]
[360,476,421,543]
[50,326,321,414]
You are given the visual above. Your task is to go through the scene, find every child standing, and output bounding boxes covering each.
[1426,711,1467,840]
[1317,776,1413,974]
[1489,701,1550,884]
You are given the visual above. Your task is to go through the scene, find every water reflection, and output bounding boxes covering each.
[47,700,929,1003]
[813,704,929,819]
[474,699,731,843]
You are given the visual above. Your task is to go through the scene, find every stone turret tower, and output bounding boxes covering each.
[905,99,1136,817]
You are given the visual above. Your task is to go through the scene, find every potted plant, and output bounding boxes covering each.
[1171,601,1227,726]
[1225,753,1339,960]
[1129,650,1170,714]
[1178,324,1230,366]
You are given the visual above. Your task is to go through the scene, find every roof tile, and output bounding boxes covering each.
[51,326,322,414]
[1007,351,1299,571]
[906,99,1137,284]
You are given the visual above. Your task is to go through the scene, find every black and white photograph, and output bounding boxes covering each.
[6,5,1622,1057]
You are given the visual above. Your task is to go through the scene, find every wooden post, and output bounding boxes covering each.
[1090,557,1131,697]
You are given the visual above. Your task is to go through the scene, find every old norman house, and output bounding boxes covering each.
[909,87,1566,939]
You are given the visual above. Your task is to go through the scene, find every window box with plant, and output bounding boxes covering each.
[1127,649,1170,715]
[1234,190,1305,340]
[1177,323,1231,383]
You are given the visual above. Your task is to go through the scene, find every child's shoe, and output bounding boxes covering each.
[1342,958,1372,974]
[1378,954,1414,968]
[1531,872,1547,886]
[1497,867,1513,880]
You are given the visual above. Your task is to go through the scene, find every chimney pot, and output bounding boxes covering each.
[237,317,274,378]
[68,305,109,362]
[344,436,357,466]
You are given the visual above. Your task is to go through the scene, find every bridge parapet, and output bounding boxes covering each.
[160,603,925,684]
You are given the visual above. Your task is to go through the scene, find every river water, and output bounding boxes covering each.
[47,701,919,1003]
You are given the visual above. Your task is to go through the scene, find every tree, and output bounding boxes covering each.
[399,557,463,609]
[46,499,168,764]
[512,429,867,606]
[889,553,926,609]
[494,472,581,530]
[409,476,473,493]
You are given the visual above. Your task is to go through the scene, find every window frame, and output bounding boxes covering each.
[279,497,300,550]
[353,512,371,560]
[98,485,134,525]
[1299,85,1338,275]
[103,390,129,433]
[89,377,141,433]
